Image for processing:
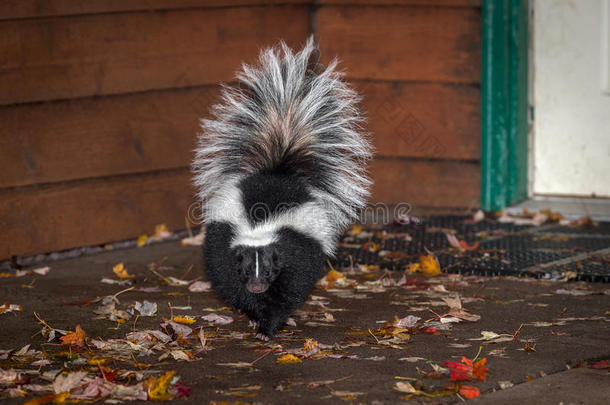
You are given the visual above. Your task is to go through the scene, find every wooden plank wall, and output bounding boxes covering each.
[316,0,481,207]
[0,0,481,259]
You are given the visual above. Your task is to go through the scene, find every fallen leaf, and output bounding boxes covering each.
[112,263,134,279]
[137,234,148,247]
[419,254,441,277]
[217,362,254,368]
[53,371,88,394]
[303,338,319,354]
[166,276,189,286]
[393,381,419,394]
[172,315,196,325]
[471,358,488,381]
[444,357,488,382]
[469,331,514,343]
[201,313,233,325]
[498,380,514,389]
[442,294,481,322]
[404,263,421,273]
[393,315,420,328]
[153,223,170,238]
[60,325,86,346]
[459,385,480,399]
[277,354,302,364]
[161,321,193,337]
[100,278,131,286]
[326,270,346,283]
[399,357,426,362]
[330,390,365,397]
[590,360,609,369]
[71,377,115,400]
[181,232,205,246]
[134,301,157,317]
[0,303,23,315]
[188,281,211,292]
[555,288,596,296]
[444,361,472,381]
[127,330,172,344]
[145,370,176,401]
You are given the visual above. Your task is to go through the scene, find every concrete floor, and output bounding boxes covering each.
[1,240,609,404]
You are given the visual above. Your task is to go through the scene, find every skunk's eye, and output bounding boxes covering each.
[236,253,244,264]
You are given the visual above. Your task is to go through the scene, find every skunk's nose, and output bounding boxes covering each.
[246,281,268,294]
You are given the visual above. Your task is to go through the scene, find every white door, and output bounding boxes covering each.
[533,0,610,198]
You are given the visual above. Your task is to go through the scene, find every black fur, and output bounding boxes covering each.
[203,220,325,339]
[238,172,312,225]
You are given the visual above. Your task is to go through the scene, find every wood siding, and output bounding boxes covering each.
[0,0,481,258]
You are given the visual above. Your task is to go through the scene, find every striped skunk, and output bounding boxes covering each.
[193,37,372,340]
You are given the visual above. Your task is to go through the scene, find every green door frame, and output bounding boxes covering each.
[481,0,530,211]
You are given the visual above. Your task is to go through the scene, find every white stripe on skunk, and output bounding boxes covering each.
[205,179,336,255]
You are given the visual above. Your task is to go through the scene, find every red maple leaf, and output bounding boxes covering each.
[444,361,472,381]
[444,357,488,382]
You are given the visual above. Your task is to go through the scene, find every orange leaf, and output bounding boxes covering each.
[277,354,302,364]
[473,358,488,381]
[60,325,86,346]
[458,240,480,251]
[459,385,480,399]
[172,316,196,325]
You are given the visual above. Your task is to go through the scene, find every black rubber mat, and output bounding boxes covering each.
[332,216,610,282]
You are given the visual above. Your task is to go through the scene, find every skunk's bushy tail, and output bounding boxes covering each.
[193,37,373,230]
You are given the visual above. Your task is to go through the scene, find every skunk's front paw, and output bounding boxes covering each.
[255,332,271,342]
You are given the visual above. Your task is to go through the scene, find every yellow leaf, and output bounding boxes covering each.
[145,370,176,401]
[60,325,86,346]
[87,357,108,365]
[137,234,148,247]
[153,224,170,238]
[54,392,71,404]
[325,270,346,283]
[112,263,134,279]
[23,392,71,405]
[419,254,441,277]
[277,354,302,364]
[172,315,196,325]
[349,225,363,236]
[404,263,421,273]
